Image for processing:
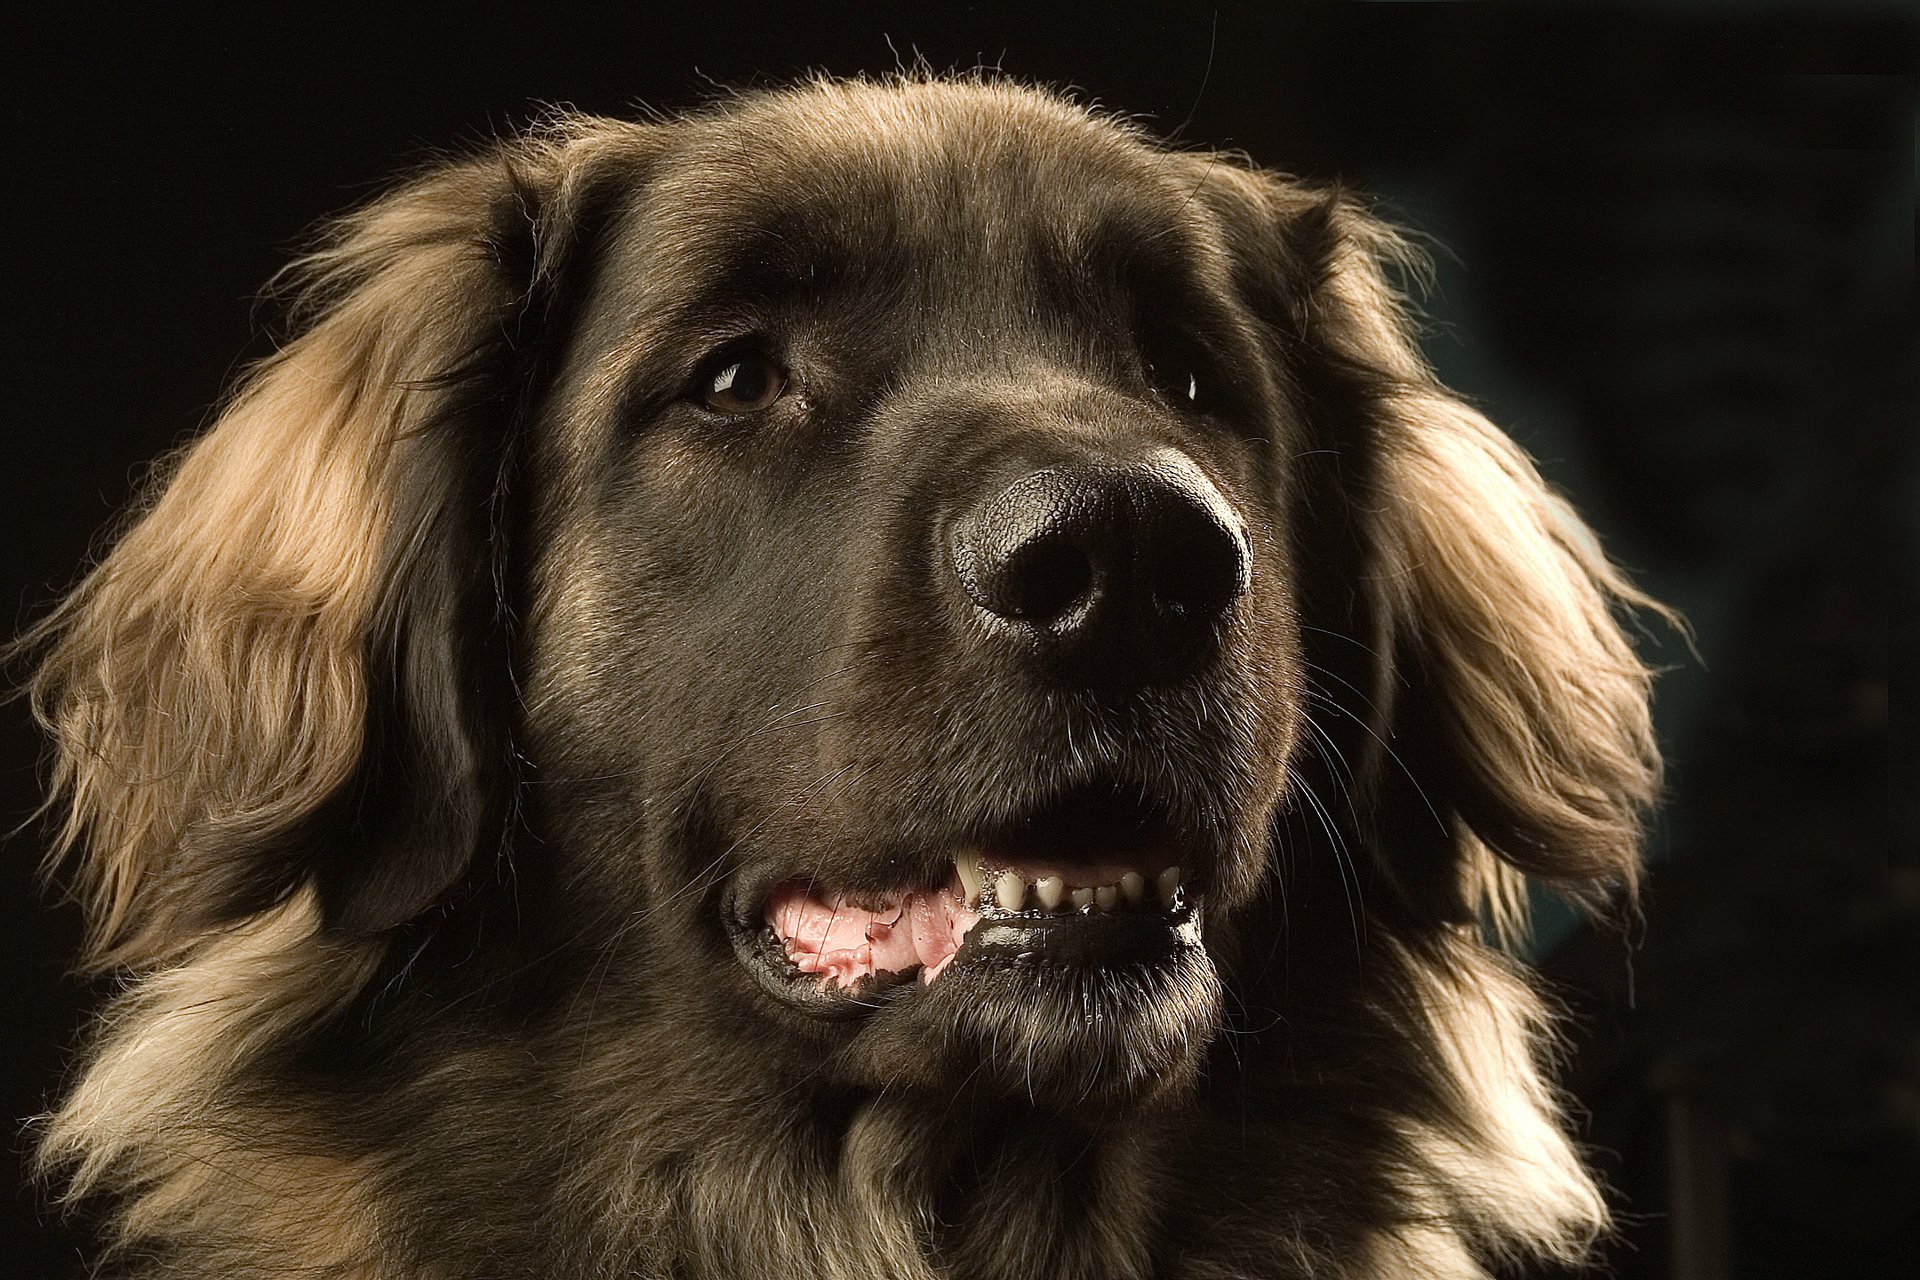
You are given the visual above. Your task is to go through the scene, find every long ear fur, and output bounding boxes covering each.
[1192,162,1663,1269]
[16,117,655,970]
[1200,168,1669,940]
[1298,196,1669,933]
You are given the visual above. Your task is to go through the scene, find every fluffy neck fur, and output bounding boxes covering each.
[41,892,1604,1280]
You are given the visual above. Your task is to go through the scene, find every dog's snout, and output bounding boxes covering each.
[948,456,1250,686]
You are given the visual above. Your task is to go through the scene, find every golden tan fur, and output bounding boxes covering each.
[21,119,665,972]
[19,76,1664,1279]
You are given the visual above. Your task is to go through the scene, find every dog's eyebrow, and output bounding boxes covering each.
[577,211,857,410]
[701,225,849,309]
[1073,200,1218,292]
[1044,202,1250,359]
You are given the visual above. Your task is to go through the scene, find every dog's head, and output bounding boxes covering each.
[26,80,1660,1124]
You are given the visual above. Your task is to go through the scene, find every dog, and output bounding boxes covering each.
[20,75,1663,1279]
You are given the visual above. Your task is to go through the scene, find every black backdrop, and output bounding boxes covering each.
[6,4,1912,1276]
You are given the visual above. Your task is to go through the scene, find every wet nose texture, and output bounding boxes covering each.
[948,459,1250,687]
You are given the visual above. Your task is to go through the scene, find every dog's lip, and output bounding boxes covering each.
[722,780,1216,1011]
[952,900,1204,969]
[733,898,1209,1019]
[727,851,1205,1016]
[721,798,1196,937]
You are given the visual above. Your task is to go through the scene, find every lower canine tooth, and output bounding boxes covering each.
[1070,886,1095,911]
[1155,866,1183,909]
[1034,876,1064,911]
[1119,871,1146,906]
[995,871,1028,912]
[1094,884,1118,911]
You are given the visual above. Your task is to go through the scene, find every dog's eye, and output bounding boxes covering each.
[699,354,788,414]
[1149,362,1203,409]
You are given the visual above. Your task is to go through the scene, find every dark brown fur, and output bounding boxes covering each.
[20,76,1664,1278]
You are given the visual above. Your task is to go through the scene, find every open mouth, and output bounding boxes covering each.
[733,788,1206,1012]
[766,853,1193,986]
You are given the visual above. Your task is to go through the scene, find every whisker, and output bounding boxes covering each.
[1288,762,1367,968]
[1302,683,1446,836]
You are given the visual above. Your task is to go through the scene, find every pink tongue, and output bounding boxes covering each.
[766,883,981,988]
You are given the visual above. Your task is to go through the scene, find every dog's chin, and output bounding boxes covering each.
[728,879,1223,1109]
[853,914,1223,1109]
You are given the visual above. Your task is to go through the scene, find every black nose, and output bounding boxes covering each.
[948,455,1250,687]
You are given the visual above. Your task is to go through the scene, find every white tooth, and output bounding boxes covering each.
[1034,875,1065,911]
[954,855,983,907]
[1155,866,1182,909]
[1119,871,1147,906]
[995,871,1028,912]
[1094,884,1118,911]
[1070,886,1095,911]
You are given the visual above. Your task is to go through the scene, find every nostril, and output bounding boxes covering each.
[948,467,1114,625]
[1145,521,1248,625]
[999,533,1095,622]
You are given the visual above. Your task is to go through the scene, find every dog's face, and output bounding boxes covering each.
[525,85,1304,1103]
[29,77,1664,1276]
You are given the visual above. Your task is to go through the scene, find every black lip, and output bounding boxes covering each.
[953,901,1202,969]
[721,772,1216,1018]
[733,919,913,1019]
[730,888,1205,1019]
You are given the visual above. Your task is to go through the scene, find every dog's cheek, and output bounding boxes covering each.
[520,429,855,913]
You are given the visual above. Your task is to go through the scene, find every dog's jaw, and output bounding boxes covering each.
[718,793,1229,1108]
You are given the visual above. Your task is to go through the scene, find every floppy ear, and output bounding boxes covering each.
[18,119,656,970]
[1202,167,1667,937]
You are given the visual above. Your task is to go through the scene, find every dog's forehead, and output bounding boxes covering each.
[625,80,1205,300]
[695,78,1162,188]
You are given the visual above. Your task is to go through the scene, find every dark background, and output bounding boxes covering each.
[5,3,1911,1276]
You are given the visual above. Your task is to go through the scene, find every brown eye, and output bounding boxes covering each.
[1148,360,1202,409]
[700,354,788,413]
